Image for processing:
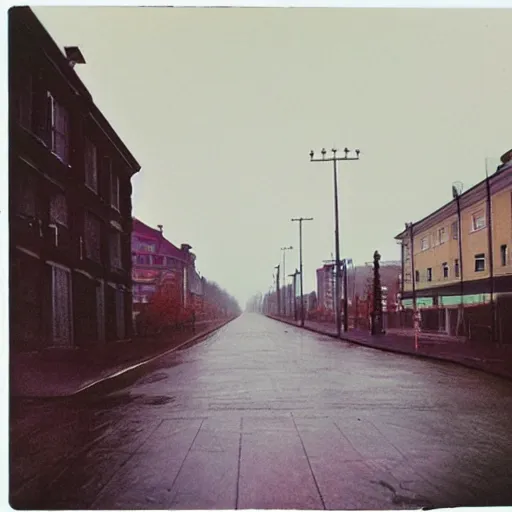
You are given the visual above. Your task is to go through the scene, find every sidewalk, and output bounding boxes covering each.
[10,317,235,398]
[268,315,512,380]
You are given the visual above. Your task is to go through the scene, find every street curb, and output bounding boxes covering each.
[70,316,237,397]
[267,315,512,382]
[18,316,238,400]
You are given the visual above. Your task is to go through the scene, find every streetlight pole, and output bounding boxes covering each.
[281,246,293,317]
[310,147,361,336]
[274,264,280,316]
[289,269,299,321]
[292,217,313,327]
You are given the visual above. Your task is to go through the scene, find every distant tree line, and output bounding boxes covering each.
[246,292,263,313]
[136,277,241,336]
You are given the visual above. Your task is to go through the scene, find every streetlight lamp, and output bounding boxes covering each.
[291,217,313,327]
[310,147,361,337]
[281,246,293,316]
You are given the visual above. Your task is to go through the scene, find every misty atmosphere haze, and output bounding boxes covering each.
[30,6,511,307]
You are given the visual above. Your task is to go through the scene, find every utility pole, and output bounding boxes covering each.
[281,246,293,317]
[292,217,313,327]
[289,269,299,321]
[310,147,361,336]
[275,264,280,316]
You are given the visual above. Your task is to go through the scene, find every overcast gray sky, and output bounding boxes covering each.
[32,7,512,307]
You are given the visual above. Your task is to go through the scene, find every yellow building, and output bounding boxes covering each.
[394,149,512,340]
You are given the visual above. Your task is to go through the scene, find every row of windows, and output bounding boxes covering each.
[83,211,124,269]
[14,69,121,211]
[405,211,488,257]
[413,245,508,282]
[132,253,180,268]
[16,171,124,270]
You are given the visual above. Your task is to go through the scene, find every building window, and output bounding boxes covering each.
[132,253,137,265]
[110,230,123,269]
[442,262,449,279]
[138,240,156,252]
[49,193,68,226]
[415,270,420,282]
[84,138,98,192]
[84,212,101,262]
[420,236,430,251]
[454,259,460,278]
[474,253,486,272]
[438,227,447,244]
[16,171,36,218]
[137,254,151,265]
[153,255,164,265]
[48,92,69,164]
[427,268,432,281]
[101,156,112,201]
[451,220,459,240]
[471,211,486,232]
[14,71,33,131]
[111,172,120,211]
[501,245,508,266]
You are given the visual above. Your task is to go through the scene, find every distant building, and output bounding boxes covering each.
[9,7,140,351]
[131,218,203,314]
[316,260,400,311]
[316,263,336,311]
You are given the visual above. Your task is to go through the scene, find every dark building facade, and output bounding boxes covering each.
[9,7,141,352]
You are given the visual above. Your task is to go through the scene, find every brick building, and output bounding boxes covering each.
[131,218,203,314]
[9,7,140,352]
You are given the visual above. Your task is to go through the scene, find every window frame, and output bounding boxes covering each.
[426,267,433,282]
[110,229,123,270]
[48,92,70,165]
[16,170,37,218]
[84,211,102,263]
[438,227,447,245]
[84,138,99,193]
[474,253,486,273]
[500,244,508,267]
[14,68,33,131]
[471,211,486,232]
[110,171,120,212]
[49,193,68,227]
[420,236,430,251]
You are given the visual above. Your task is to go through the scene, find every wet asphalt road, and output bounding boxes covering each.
[10,313,512,509]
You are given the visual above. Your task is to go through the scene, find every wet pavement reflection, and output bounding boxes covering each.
[10,313,512,509]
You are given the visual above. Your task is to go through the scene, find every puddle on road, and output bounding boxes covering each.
[135,372,169,385]
[140,395,175,406]
[83,391,176,411]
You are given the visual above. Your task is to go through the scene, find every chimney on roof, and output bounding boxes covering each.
[64,46,86,69]
[181,243,192,253]
[157,224,163,235]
